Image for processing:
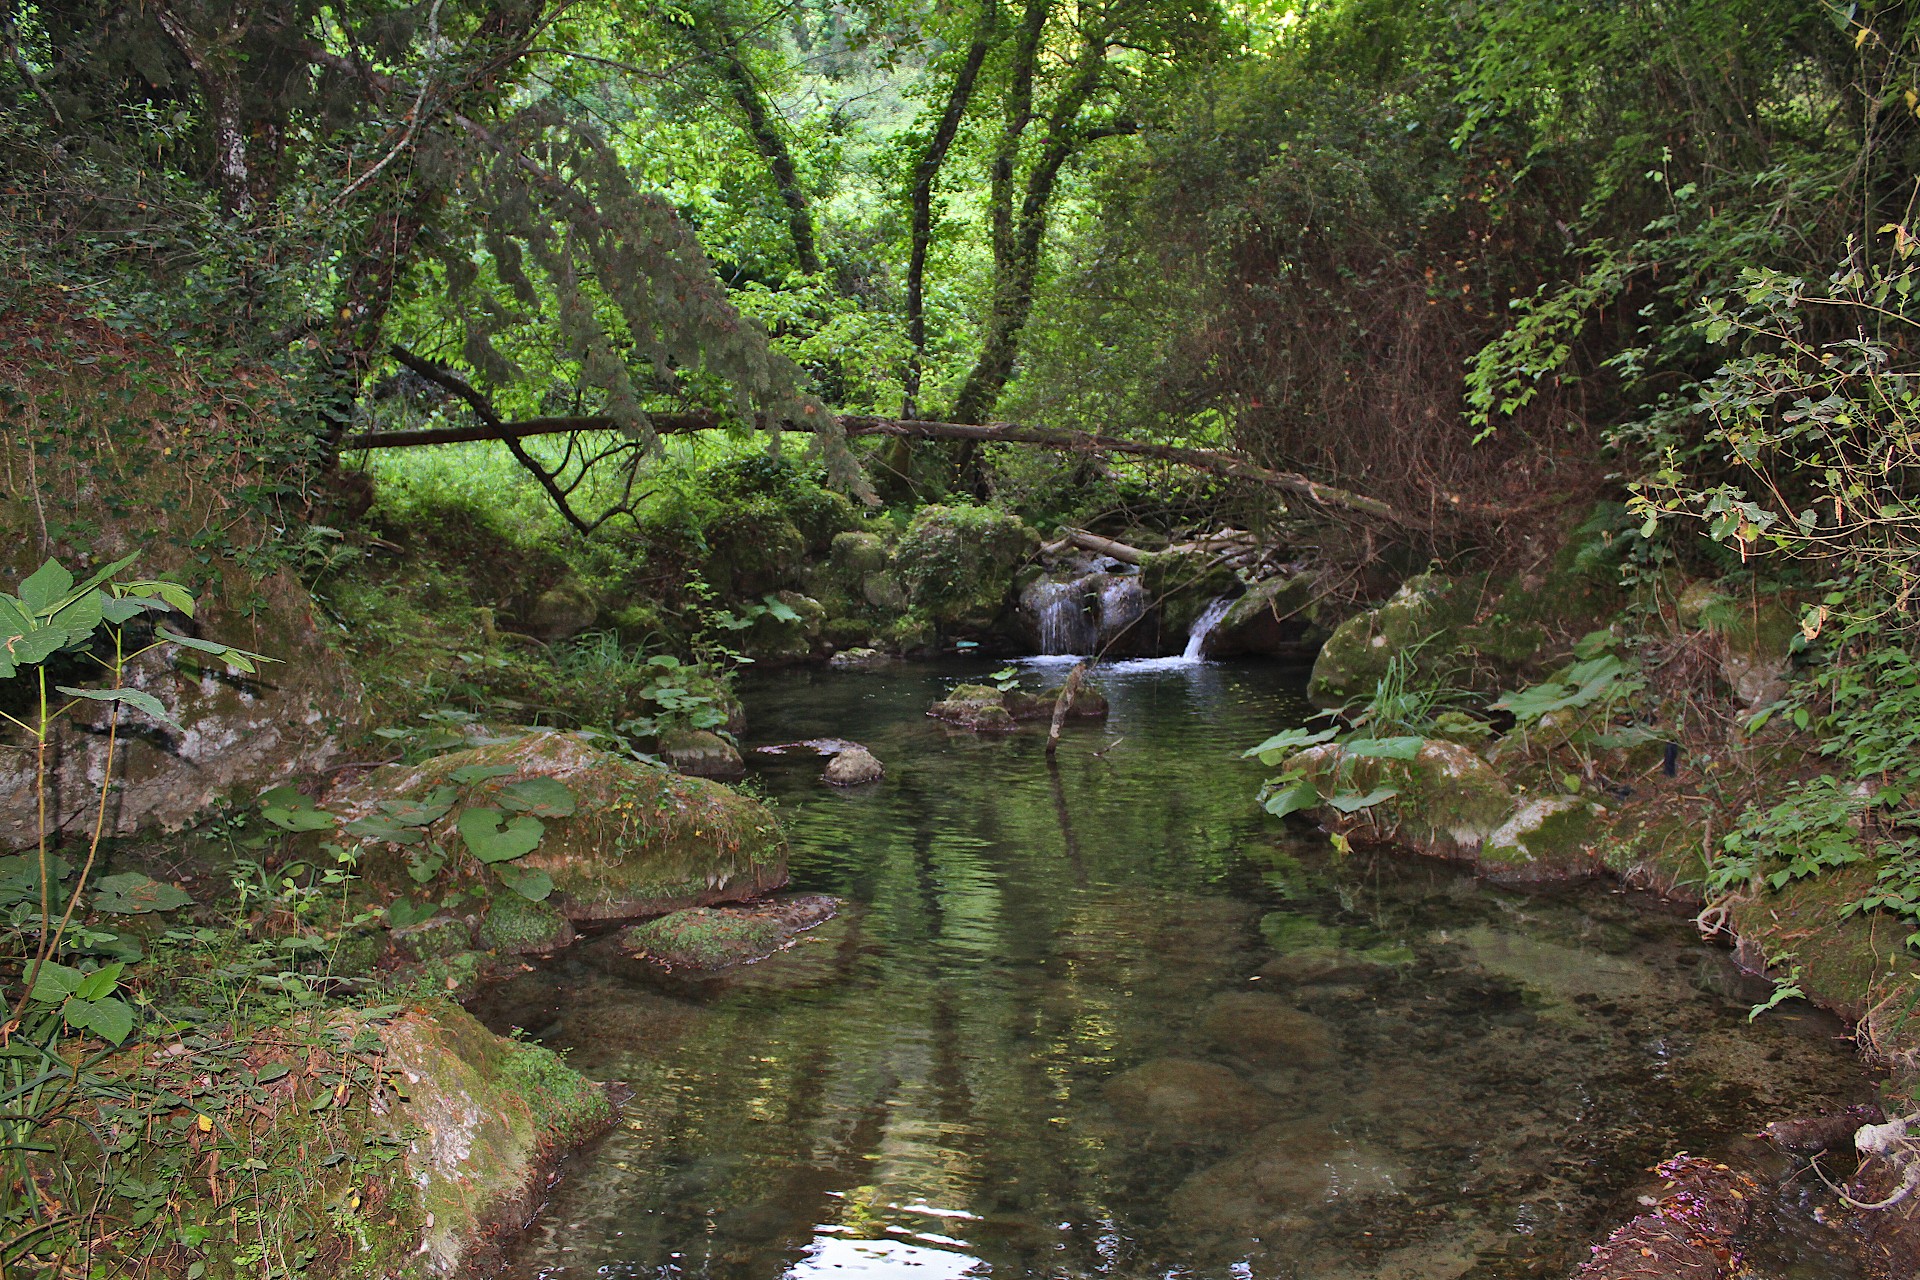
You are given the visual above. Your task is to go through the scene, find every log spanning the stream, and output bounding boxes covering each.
[339,411,1412,527]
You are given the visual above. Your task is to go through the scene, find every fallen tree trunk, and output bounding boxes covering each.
[338,411,1413,526]
[1058,527,1145,565]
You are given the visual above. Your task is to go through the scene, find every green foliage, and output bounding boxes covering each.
[892,504,1039,623]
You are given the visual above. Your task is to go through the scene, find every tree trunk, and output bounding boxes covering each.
[902,4,995,418]
[154,3,251,214]
[694,27,822,276]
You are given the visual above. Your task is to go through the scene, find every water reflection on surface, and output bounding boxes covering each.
[478,660,1872,1280]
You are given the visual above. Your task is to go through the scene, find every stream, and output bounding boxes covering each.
[477,659,1875,1280]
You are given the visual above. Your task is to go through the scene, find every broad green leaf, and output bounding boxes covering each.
[498,777,576,817]
[156,627,266,673]
[457,807,545,863]
[64,995,135,1045]
[1325,787,1399,813]
[91,872,194,914]
[29,961,84,1002]
[119,576,194,616]
[1341,736,1424,760]
[407,844,447,884]
[449,764,519,785]
[47,589,103,640]
[17,560,74,614]
[74,962,125,1002]
[386,899,437,928]
[1243,726,1339,763]
[763,595,802,623]
[380,798,454,827]
[67,552,141,599]
[1262,778,1321,819]
[263,803,335,832]
[56,685,182,731]
[494,863,555,901]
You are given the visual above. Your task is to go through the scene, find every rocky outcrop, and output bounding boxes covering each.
[334,730,787,923]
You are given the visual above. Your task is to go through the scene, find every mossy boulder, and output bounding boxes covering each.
[618,894,838,971]
[375,1000,613,1275]
[1288,739,1514,861]
[1206,574,1319,659]
[1140,550,1242,640]
[893,505,1040,626]
[334,730,787,923]
[829,530,891,576]
[477,894,576,954]
[703,498,807,596]
[1307,573,1480,707]
[1480,795,1607,883]
[518,580,599,641]
[928,684,1019,731]
[657,728,745,780]
[390,915,475,962]
[928,682,1107,730]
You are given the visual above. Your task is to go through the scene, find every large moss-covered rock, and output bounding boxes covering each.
[1140,549,1243,641]
[477,893,576,954]
[518,580,599,641]
[657,728,745,780]
[928,682,1107,730]
[1307,573,1479,707]
[703,498,807,596]
[1288,739,1513,860]
[376,1000,613,1275]
[1480,795,1607,883]
[893,504,1040,626]
[335,730,786,923]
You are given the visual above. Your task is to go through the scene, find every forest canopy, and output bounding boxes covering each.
[1,0,1916,550]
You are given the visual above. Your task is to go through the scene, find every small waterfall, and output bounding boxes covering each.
[1181,596,1234,662]
[1024,578,1096,655]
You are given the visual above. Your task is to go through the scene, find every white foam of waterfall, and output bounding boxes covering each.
[1181,596,1234,662]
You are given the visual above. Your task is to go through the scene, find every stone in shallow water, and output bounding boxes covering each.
[1199,992,1337,1067]
[1259,946,1394,986]
[823,745,884,786]
[658,728,746,780]
[1102,1058,1281,1134]
[1170,1120,1405,1237]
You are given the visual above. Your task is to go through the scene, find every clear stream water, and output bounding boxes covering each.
[477,660,1875,1280]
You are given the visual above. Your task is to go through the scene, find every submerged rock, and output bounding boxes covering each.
[335,730,787,924]
[1170,1121,1403,1237]
[619,894,839,970]
[1102,1058,1281,1134]
[658,727,746,780]
[1258,946,1399,986]
[823,745,884,786]
[1199,992,1336,1067]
